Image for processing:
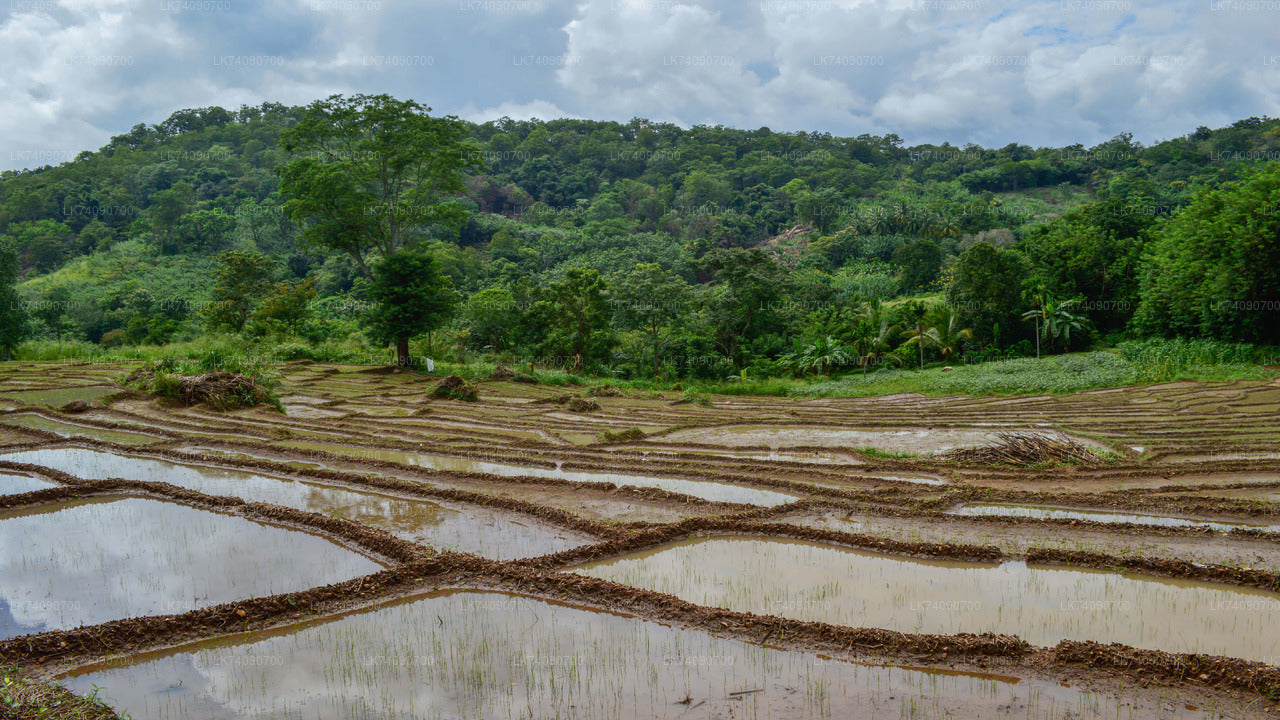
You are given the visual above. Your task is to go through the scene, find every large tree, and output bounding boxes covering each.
[0,241,28,359]
[612,263,692,377]
[460,287,521,352]
[529,268,615,371]
[205,252,278,333]
[277,94,481,279]
[947,242,1029,347]
[1017,197,1151,333]
[33,285,71,341]
[1135,162,1280,343]
[367,251,458,366]
[700,247,792,363]
[892,238,943,292]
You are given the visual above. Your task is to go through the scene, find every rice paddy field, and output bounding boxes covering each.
[2,360,1280,718]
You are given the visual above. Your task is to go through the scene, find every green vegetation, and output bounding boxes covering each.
[1,101,1278,392]
[123,347,283,410]
[367,251,458,366]
[431,375,479,402]
[0,240,26,359]
[1,666,122,719]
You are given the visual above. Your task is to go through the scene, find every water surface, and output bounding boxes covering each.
[63,591,1220,720]
[575,536,1280,664]
[0,447,588,559]
[277,441,797,506]
[0,497,381,638]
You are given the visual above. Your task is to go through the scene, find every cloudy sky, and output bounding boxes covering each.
[3,0,1278,170]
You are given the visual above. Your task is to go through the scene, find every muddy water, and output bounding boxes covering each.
[653,448,865,465]
[575,536,1280,664]
[657,426,1017,454]
[950,504,1280,533]
[277,441,799,507]
[0,448,589,559]
[0,498,381,639]
[0,415,162,445]
[809,474,949,489]
[0,386,119,407]
[0,472,57,496]
[62,591,1221,720]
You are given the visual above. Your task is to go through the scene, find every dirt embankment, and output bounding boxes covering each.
[3,368,1280,716]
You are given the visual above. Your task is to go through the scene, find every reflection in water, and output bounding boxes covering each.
[277,441,798,507]
[950,504,1280,533]
[62,591,1221,720]
[1,415,161,445]
[0,472,58,496]
[575,536,1280,664]
[0,498,381,639]
[0,448,587,559]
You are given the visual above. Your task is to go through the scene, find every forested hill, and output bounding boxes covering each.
[2,103,1279,367]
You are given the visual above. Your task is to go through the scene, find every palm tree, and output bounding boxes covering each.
[901,325,940,371]
[796,336,853,377]
[1021,289,1047,360]
[931,308,973,360]
[856,318,899,374]
[899,300,933,371]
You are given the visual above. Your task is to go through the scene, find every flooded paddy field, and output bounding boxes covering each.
[0,497,381,638]
[61,590,1231,720]
[0,447,591,560]
[949,503,1280,533]
[0,471,58,495]
[271,439,798,506]
[779,508,1280,574]
[0,413,163,445]
[573,535,1280,664]
[0,361,1278,718]
[0,385,119,408]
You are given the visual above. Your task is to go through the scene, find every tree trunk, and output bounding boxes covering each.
[396,336,410,367]
[652,330,660,379]
[1035,317,1041,360]
[918,324,924,371]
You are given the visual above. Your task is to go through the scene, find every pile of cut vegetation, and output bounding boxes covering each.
[566,397,601,413]
[125,358,281,411]
[944,432,1099,466]
[432,375,479,402]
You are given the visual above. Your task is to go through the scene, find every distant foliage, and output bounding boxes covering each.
[4,102,1280,379]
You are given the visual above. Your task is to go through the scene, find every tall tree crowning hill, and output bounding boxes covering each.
[1,102,1279,372]
[276,94,482,279]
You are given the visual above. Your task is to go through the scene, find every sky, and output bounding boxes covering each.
[2,0,1278,170]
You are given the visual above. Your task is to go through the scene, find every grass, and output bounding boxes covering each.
[120,344,285,411]
[602,343,1272,400]
[1,667,123,719]
[16,336,1274,402]
[855,447,919,460]
[790,342,1272,398]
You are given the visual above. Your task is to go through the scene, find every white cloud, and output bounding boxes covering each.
[2,0,1280,169]
[464,98,579,121]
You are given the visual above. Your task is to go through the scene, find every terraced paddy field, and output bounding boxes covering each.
[2,360,1280,718]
